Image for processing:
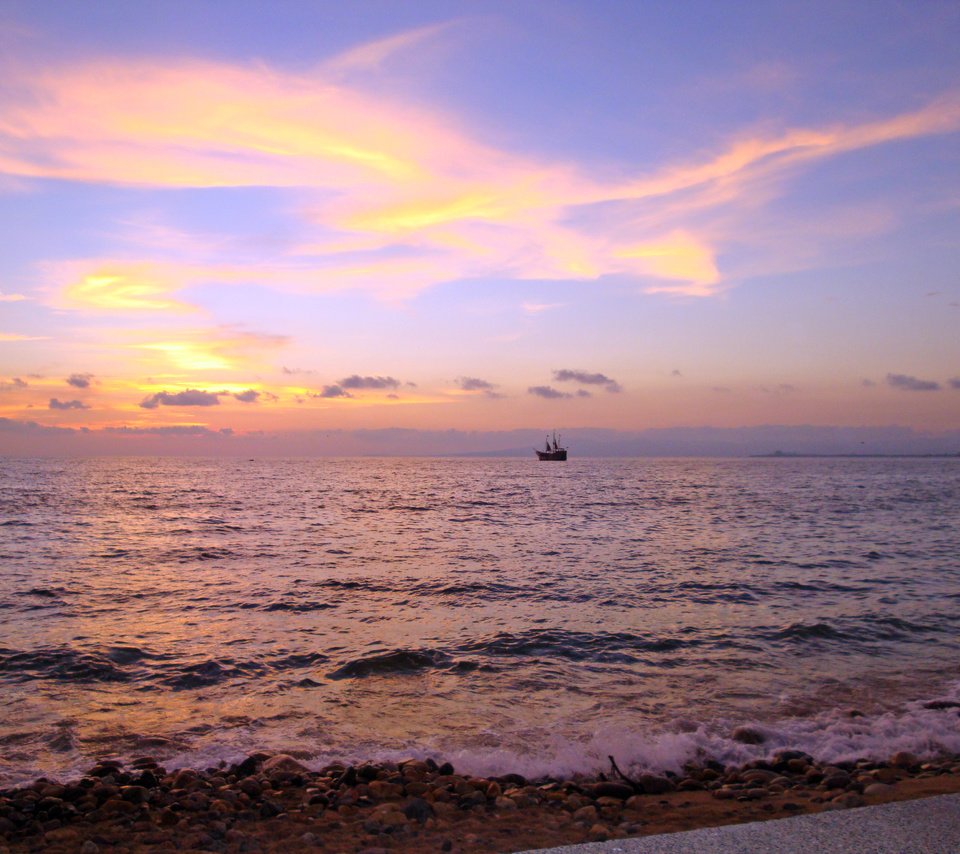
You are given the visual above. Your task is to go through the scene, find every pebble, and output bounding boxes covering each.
[822,772,851,789]
[261,754,309,776]
[731,726,766,745]
[573,805,598,823]
[171,768,198,789]
[588,823,609,841]
[403,797,434,823]
[890,751,920,769]
[829,792,865,809]
[591,781,634,799]
[637,774,674,794]
[741,769,778,784]
[368,780,402,799]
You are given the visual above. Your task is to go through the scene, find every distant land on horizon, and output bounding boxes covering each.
[3,419,960,458]
[751,451,960,459]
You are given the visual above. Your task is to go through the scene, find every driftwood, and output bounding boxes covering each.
[334,765,357,788]
[608,755,643,792]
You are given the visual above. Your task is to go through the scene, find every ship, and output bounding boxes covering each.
[535,431,567,461]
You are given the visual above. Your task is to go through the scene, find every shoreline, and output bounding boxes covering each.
[3,749,960,853]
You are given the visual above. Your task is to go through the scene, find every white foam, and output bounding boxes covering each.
[7,682,959,786]
[346,681,960,779]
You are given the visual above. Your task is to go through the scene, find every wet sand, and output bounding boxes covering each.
[3,749,960,852]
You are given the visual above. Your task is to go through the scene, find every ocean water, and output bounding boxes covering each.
[1,456,959,787]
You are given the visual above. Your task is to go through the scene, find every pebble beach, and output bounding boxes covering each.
[4,745,960,853]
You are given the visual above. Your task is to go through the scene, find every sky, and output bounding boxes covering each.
[1,0,959,454]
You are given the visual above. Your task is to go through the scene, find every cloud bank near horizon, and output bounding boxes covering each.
[4,419,959,458]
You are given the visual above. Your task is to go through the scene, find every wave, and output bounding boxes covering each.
[761,615,949,645]
[457,628,692,662]
[765,621,850,641]
[105,645,171,665]
[159,660,268,690]
[0,647,131,684]
[270,652,328,669]
[261,600,335,612]
[435,689,960,781]
[310,578,394,593]
[407,579,525,600]
[0,644,332,690]
[323,629,713,680]
[15,587,67,598]
[164,545,237,562]
[24,681,955,789]
[327,648,452,680]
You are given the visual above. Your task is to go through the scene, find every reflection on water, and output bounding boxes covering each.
[1,457,959,784]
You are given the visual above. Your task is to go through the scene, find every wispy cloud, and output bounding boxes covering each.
[47,260,196,313]
[0,332,48,341]
[456,376,495,391]
[104,425,233,436]
[130,327,287,373]
[886,373,941,392]
[455,376,503,399]
[0,292,28,302]
[139,389,221,408]
[322,22,453,76]
[528,385,571,400]
[4,54,955,301]
[0,417,75,435]
[521,301,564,314]
[315,385,352,399]
[758,383,799,395]
[66,372,93,389]
[49,398,89,410]
[553,369,622,393]
[339,375,401,390]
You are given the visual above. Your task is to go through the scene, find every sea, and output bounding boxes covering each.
[1,456,959,787]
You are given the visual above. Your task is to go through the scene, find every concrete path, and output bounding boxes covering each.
[522,793,960,853]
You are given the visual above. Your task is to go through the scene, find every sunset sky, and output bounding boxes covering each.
[1,1,959,453]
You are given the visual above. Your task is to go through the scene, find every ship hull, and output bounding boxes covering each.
[535,449,567,461]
